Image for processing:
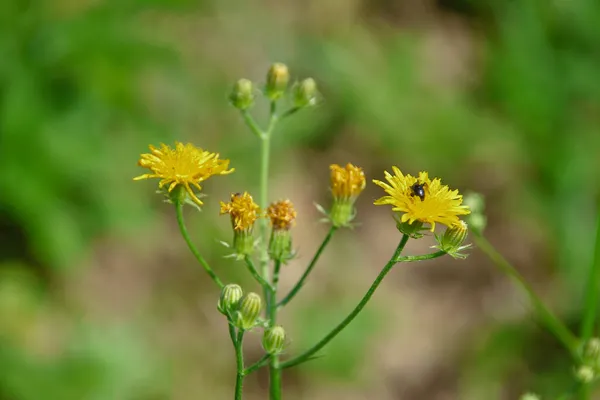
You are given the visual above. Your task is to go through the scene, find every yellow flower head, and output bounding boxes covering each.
[134,142,234,207]
[267,200,297,231]
[330,163,366,200]
[373,167,470,231]
[220,192,260,231]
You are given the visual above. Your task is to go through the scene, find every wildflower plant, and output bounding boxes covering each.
[134,63,600,399]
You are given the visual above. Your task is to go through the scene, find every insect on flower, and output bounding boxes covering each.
[410,181,427,201]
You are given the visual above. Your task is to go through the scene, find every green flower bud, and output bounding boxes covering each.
[233,230,255,258]
[575,365,595,383]
[519,393,541,400]
[293,78,318,108]
[262,325,286,355]
[265,63,289,100]
[236,292,262,330]
[217,284,243,316]
[230,79,255,110]
[463,192,487,233]
[269,230,293,263]
[585,338,600,360]
[435,221,471,259]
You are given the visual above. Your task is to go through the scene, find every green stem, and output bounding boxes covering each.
[281,234,410,369]
[244,256,273,291]
[278,226,337,308]
[473,233,580,358]
[269,260,282,399]
[280,107,300,119]
[395,251,446,263]
[244,354,271,375]
[273,260,282,289]
[241,111,264,139]
[174,202,223,288]
[579,204,600,400]
[581,203,600,341]
[233,329,245,400]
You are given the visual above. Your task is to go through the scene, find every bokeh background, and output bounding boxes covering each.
[2,0,600,399]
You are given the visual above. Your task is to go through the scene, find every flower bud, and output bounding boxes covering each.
[519,394,541,400]
[262,325,286,355]
[463,192,487,233]
[269,230,293,263]
[293,78,318,108]
[236,292,262,330]
[585,338,600,360]
[435,221,470,259]
[575,365,595,383]
[265,63,289,100]
[230,79,255,110]
[217,284,243,316]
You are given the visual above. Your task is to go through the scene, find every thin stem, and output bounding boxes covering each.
[394,251,446,263]
[234,329,245,400]
[579,204,600,400]
[244,354,271,375]
[280,107,300,119]
[174,202,223,288]
[473,233,580,358]
[281,234,410,369]
[278,226,337,308]
[244,256,273,292]
[241,111,264,139]
[273,260,282,290]
[269,259,282,399]
[581,203,600,341]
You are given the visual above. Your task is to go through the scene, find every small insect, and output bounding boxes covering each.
[410,182,426,201]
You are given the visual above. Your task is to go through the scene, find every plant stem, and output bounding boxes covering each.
[581,204,600,341]
[269,260,282,399]
[174,201,223,288]
[241,111,263,139]
[273,260,282,289]
[278,226,337,308]
[579,204,600,400]
[394,251,446,263]
[244,354,271,375]
[280,234,410,369]
[472,233,580,358]
[244,256,273,291]
[233,329,245,400]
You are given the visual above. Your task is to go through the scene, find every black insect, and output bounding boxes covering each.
[410,182,426,201]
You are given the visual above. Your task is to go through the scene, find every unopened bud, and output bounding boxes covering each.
[575,365,595,383]
[218,284,243,315]
[585,338,600,360]
[230,79,255,110]
[262,325,286,355]
[293,78,318,108]
[463,192,487,233]
[519,393,541,400]
[435,221,470,259]
[236,292,262,330]
[265,63,289,100]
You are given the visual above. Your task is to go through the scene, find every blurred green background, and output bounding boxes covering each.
[1,0,600,399]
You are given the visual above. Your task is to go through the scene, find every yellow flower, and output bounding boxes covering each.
[373,167,470,231]
[267,200,297,231]
[134,142,234,207]
[330,163,366,199]
[220,192,260,231]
